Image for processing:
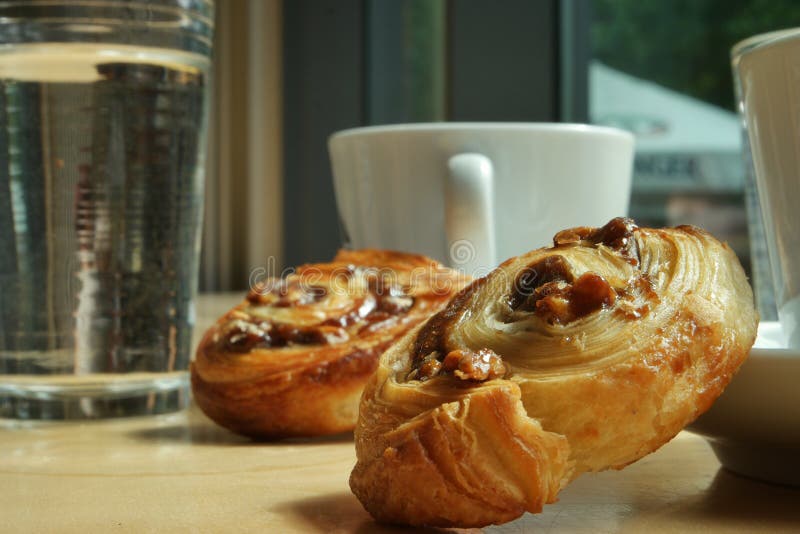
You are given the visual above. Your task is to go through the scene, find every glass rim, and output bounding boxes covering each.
[0,0,215,57]
[731,27,800,61]
[0,0,214,23]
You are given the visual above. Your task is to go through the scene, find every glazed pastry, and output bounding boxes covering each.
[191,249,469,439]
[350,218,758,527]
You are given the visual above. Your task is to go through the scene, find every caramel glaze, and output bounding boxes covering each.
[441,347,506,381]
[409,217,651,382]
[552,216,640,265]
[218,275,414,354]
[407,278,487,381]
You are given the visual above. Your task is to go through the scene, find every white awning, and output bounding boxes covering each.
[590,61,742,154]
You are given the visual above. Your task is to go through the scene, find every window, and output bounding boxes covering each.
[204,0,799,318]
[589,0,800,318]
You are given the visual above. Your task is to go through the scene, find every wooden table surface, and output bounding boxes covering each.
[2,294,799,533]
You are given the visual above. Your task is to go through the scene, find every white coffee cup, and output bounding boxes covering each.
[734,29,800,348]
[328,123,634,276]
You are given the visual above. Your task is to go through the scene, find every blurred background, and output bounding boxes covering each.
[203,0,800,298]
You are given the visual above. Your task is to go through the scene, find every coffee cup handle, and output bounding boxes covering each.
[445,153,496,275]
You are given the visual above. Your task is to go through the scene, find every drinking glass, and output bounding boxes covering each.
[734,28,800,348]
[0,1,214,418]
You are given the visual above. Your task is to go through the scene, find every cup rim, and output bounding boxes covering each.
[731,27,800,60]
[329,122,634,143]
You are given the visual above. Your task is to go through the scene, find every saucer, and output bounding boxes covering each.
[688,322,800,486]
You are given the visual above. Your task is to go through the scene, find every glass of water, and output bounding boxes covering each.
[0,1,214,418]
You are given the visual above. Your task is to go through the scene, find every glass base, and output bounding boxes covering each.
[0,371,190,420]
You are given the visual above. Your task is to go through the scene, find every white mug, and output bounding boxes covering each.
[328,123,634,276]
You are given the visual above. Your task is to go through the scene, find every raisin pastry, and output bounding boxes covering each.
[350,218,758,527]
[191,249,469,439]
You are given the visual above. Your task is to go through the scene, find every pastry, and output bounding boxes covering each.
[191,249,469,439]
[350,218,758,527]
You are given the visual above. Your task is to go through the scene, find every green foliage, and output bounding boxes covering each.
[592,0,800,110]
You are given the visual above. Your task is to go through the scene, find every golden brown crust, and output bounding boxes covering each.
[191,249,469,439]
[350,218,758,527]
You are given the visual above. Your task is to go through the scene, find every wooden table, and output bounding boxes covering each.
[2,294,799,533]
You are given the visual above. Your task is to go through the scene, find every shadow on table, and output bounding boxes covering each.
[128,408,355,447]
[271,491,480,534]
[683,468,800,527]
[625,467,800,531]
